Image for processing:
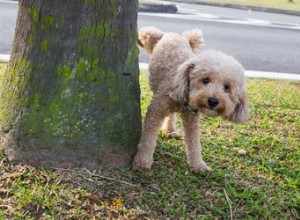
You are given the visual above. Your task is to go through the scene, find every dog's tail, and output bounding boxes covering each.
[182,29,204,53]
[138,26,164,55]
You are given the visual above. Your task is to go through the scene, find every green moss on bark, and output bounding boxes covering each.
[42,15,56,26]
[41,40,49,51]
[0,0,141,169]
[27,7,38,22]
[0,58,32,130]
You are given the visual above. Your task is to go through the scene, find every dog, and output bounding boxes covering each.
[133,27,249,172]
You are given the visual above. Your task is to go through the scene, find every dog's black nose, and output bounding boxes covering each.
[208,97,219,108]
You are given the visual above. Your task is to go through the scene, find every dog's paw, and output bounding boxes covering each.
[165,132,182,139]
[132,156,153,170]
[161,127,178,137]
[190,160,212,173]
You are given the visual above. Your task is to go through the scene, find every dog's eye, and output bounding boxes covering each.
[202,77,210,85]
[224,83,230,91]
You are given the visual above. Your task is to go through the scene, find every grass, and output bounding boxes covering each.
[0,62,300,219]
[162,0,300,12]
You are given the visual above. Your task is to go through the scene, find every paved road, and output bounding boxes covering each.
[138,3,300,74]
[175,2,300,25]
[1,0,300,74]
[0,0,17,54]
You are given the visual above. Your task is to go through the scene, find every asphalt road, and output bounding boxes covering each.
[0,0,17,54]
[138,3,300,74]
[1,0,300,74]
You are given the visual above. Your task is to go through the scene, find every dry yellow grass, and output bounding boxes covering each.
[213,0,300,11]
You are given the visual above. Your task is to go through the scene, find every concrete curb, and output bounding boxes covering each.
[0,54,10,62]
[1,56,299,81]
[139,63,300,81]
[139,1,178,13]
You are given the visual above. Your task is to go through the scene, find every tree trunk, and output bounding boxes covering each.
[0,0,141,169]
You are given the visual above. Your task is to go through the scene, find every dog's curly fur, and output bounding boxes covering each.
[133,26,249,172]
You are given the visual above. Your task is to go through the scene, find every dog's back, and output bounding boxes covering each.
[138,27,203,55]
[138,27,204,93]
[148,33,195,93]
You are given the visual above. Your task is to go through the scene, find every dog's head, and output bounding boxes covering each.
[169,50,249,123]
[138,26,164,55]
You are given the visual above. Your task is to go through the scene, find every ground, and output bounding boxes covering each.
[0,62,299,219]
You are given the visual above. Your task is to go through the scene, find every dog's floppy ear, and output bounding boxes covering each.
[228,92,250,123]
[169,62,195,102]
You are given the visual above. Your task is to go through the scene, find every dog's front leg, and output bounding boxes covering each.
[133,96,168,170]
[181,112,212,172]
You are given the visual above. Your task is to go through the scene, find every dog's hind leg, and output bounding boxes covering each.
[180,112,212,172]
[133,96,169,170]
[161,113,177,138]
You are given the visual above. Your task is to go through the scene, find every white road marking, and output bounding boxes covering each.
[246,18,271,25]
[140,12,300,30]
[177,6,198,14]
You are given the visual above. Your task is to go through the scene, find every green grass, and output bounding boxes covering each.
[0,63,300,219]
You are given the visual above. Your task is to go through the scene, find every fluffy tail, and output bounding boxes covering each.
[138,26,164,55]
[182,29,204,53]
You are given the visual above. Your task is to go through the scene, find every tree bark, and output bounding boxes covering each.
[0,0,141,169]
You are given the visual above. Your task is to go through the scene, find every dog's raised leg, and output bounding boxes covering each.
[181,112,212,172]
[133,96,168,170]
[162,113,177,137]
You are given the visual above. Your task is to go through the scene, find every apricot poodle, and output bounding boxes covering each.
[133,26,249,172]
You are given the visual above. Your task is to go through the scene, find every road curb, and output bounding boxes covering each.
[0,54,10,62]
[139,63,300,81]
[139,1,178,13]
[1,56,299,81]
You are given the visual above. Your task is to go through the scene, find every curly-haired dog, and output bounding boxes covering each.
[134,27,249,172]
